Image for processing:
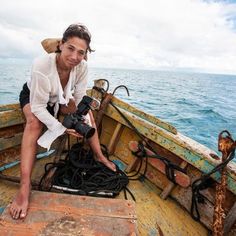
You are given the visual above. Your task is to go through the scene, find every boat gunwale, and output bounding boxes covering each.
[1,96,236,195]
[95,95,236,194]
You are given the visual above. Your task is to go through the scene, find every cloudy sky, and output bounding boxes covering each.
[1,0,236,74]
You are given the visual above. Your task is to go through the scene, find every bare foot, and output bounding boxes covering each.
[96,155,116,172]
[9,183,31,220]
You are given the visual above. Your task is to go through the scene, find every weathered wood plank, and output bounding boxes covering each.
[107,123,124,155]
[0,149,209,236]
[40,134,67,190]
[128,140,190,188]
[118,178,208,236]
[224,202,236,234]
[0,132,23,151]
[0,145,21,165]
[0,103,21,111]
[100,116,234,230]
[0,191,137,236]
[112,96,178,135]
[103,105,236,194]
[160,161,188,199]
[87,89,177,135]
[0,108,25,129]
[0,124,24,138]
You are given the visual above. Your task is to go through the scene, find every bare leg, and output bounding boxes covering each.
[88,111,116,172]
[9,104,43,220]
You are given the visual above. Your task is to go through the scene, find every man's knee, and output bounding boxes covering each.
[25,116,43,131]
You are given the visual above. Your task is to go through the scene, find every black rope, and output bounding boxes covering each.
[110,102,187,183]
[92,86,107,95]
[92,87,186,191]
[39,143,132,199]
[190,150,235,221]
[124,186,136,201]
[91,86,186,184]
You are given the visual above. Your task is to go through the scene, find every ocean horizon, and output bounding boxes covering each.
[0,62,236,155]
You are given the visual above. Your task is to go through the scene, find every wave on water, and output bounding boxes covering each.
[197,108,227,122]
[1,65,236,156]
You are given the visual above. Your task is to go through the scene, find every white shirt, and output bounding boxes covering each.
[27,53,88,150]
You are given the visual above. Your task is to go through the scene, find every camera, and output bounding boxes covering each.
[62,96,100,139]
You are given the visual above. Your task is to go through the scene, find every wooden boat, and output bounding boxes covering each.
[0,82,236,235]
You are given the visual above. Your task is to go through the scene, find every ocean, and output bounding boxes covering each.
[0,63,236,154]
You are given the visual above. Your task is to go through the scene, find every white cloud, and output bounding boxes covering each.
[0,0,236,74]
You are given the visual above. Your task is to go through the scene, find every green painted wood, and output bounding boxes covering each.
[0,108,25,129]
[1,102,235,195]
[0,103,21,111]
[111,96,177,135]
[104,104,236,195]
[0,133,23,151]
[87,89,177,135]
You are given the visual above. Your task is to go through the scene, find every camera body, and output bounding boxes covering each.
[63,96,99,139]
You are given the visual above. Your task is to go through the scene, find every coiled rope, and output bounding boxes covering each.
[39,142,135,200]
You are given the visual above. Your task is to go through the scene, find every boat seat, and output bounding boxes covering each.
[0,190,137,236]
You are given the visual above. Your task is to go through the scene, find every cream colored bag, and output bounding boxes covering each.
[41,38,61,53]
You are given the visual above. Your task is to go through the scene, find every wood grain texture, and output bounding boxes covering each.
[0,191,137,236]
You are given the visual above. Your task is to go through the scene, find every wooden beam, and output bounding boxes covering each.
[0,109,25,129]
[125,156,140,173]
[103,105,236,194]
[40,134,67,190]
[160,161,188,199]
[95,93,113,129]
[107,123,124,155]
[224,202,236,234]
[0,191,137,236]
[0,173,39,187]
[53,134,67,163]
[0,133,23,151]
[87,89,177,135]
[128,141,190,188]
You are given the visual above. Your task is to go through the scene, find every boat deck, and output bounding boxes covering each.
[0,191,137,236]
[0,154,209,236]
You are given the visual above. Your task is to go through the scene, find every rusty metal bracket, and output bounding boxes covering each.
[212,130,236,236]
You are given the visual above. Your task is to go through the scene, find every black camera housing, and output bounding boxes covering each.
[62,96,96,139]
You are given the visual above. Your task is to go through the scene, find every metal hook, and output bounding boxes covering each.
[218,130,232,141]
[112,85,130,97]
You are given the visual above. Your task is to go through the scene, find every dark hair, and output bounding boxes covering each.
[56,23,94,54]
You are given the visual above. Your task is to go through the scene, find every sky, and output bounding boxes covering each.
[1,0,236,74]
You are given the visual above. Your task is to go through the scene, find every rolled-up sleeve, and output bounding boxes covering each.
[30,71,66,150]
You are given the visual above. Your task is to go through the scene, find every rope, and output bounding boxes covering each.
[39,143,134,200]
[92,85,186,188]
[110,101,187,183]
[191,150,235,221]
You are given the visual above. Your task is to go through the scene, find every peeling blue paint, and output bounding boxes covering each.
[148,228,157,236]
[0,206,5,214]
[112,160,127,171]
[0,149,55,172]
[105,105,236,195]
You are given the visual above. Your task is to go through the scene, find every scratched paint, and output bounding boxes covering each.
[104,103,236,195]
[0,104,25,129]
[0,99,235,234]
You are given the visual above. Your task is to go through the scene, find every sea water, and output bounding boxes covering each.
[0,63,235,154]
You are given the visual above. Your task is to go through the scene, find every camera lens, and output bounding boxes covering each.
[85,127,95,139]
[75,122,95,139]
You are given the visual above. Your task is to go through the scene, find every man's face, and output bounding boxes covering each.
[60,37,87,69]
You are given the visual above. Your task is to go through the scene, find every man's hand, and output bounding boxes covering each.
[65,128,83,138]
[60,99,77,115]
